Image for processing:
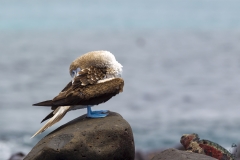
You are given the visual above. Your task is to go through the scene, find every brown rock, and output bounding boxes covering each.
[151,148,217,160]
[24,112,135,160]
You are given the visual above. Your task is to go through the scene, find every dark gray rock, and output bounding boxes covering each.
[232,143,239,160]
[134,150,146,160]
[8,152,25,160]
[24,111,135,160]
[151,148,217,160]
[134,144,186,160]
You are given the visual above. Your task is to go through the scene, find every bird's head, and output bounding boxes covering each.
[69,51,122,79]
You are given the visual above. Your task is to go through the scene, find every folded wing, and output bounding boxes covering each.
[33,66,124,108]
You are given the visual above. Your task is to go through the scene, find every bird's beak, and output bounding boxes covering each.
[71,72,77,84]
[71,67,81,83]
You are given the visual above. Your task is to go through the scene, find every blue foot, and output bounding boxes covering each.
[87,106,108,118]
[87,112,108,118]
[92,110,108,114]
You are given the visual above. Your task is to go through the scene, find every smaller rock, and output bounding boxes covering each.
[8,152,25,160]
[232,143,240,160]
[134,150,146,160]
[151,148,217,160]
[134,144,185,160]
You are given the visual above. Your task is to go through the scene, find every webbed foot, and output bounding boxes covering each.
[86,106,108,118]
[92,110,108,114]
[87,112,108,118]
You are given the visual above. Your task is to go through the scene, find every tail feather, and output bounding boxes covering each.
[41,111,54,123]
[33,100,53,106]
[31,106,71,138]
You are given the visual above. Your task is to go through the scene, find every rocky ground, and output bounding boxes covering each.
[135,143,239,160]
[8,112,239,160]
[23,112,134,160]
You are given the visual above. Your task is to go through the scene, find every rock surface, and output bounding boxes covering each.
[232,143,239,160]
[24,111,135,160]
[8,152,25,160]
[150,148,217,160]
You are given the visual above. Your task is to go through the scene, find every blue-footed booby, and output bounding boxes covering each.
[31,51,124,138]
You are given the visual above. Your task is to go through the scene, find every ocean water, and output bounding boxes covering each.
[1,0,240,159]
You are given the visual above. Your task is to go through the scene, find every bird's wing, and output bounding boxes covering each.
[51,77,124,106]
[33,66,124,107]
[52,66,122,106]
[39,76,123,124]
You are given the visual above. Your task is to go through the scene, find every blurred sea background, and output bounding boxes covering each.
[1,0,240,159]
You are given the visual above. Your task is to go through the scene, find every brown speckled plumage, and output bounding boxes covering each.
[75,66,107,85]
[35,78,124,108]
[31,51,123,138]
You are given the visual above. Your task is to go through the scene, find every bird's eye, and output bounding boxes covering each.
[71,68,81,78]
[71,70,75,78]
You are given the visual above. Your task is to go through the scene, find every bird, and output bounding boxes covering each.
[31,51,124,138]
